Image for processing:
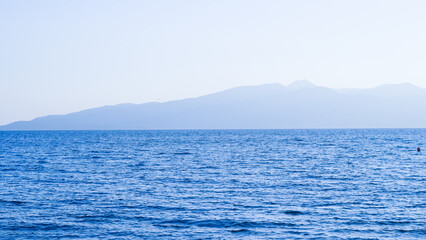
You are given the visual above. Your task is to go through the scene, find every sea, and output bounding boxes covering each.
[0,129,424,239]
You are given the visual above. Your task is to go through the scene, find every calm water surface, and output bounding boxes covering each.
[0,129,425,239]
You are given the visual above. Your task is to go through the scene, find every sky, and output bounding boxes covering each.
[1,0,426,125]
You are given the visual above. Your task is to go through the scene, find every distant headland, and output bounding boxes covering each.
[2,80,426,130]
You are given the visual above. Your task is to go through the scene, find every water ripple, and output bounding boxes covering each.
[0,129,425,239]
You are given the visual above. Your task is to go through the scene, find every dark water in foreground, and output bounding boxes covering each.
[0,130,425,239]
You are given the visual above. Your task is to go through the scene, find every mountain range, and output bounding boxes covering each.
[2,80,426,130]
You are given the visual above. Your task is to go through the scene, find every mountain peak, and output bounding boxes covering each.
[286,80,317,90]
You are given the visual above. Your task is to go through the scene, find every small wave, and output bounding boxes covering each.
[293,138,305,142]
[0,167,16,171]
[158,219,297,229]
[134,216,158,221]
[232,203,263,209]
[7,223,78,231]
[229,229,251,233]
[0,199,27,206]
[283,210,307,215]
[130,162,145,167]
[146,205,188,211]
[377,220,413,225]
[396,229,426,234]
[173,152,192,155]
[312,202,347,207]
[345,219,369,225]
[71,213,118,223]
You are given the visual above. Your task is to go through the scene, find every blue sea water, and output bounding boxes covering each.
[0,129,425,239]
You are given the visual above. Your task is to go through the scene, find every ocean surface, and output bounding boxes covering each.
[0,129,425,239]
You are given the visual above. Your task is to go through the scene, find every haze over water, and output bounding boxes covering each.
[1,129,424,239]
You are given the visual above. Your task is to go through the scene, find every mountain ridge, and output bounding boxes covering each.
[2,81,426,130]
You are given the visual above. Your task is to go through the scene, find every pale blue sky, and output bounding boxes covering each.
[1,0,426,125]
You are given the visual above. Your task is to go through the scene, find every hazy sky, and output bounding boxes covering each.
[1,0,426,125]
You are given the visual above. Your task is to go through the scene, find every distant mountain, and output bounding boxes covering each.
[286,79,317,90]
[337,82,426,97]
[2,80,426,130]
